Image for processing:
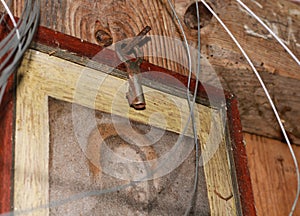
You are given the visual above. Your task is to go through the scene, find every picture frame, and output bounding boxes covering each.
[0,27,255,215]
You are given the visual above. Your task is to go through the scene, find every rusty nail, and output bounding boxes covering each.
[121,26,151,54]
[127,73,146,110]
[116,26,151,110]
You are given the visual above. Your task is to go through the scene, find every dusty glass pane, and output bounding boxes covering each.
[48,98,210,215]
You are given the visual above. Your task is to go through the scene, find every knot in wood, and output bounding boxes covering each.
[95,30,113,47]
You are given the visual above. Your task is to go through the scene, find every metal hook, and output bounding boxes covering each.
[116,26,151,110]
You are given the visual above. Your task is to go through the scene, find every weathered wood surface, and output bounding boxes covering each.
[14,49,242,215]
[245,133,300,215]
[0,76,14,214]
[13,0,299,77]
[12,0,300,144]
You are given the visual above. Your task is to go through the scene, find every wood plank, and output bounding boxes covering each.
[14,64,49,215]
[14,0,299,79]
[245,133,300,215]
[200,123,239,215]
[218,65,300,145]
[13,49,245,215]
[11,0,296,76]
[199,0,300,80]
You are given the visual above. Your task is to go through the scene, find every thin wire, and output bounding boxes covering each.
[166,0,200,215]
[0,0,11,25]
[236,0,300,67]
[0,0,21,103]
[236,2,300,213]
[0,0,20,42]
[183,1,201,215]
[182,0,201,213]
[201,1,300,215]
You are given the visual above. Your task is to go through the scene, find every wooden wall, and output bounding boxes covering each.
[12,0,300,215]
[245,133,300,215]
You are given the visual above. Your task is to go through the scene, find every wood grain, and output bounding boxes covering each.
[13,49,244,215]
[217,66,300,145]
[14,0,298,77]
[200,116,239,215]
[15,0,299,79]
[15,60,49,216]
[245,133,300,215]
[199,0,300,80]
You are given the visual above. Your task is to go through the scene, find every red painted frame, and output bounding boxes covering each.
[0,76,14,214]
[0,26,256,215]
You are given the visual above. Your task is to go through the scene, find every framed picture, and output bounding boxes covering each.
[0,27,255,215]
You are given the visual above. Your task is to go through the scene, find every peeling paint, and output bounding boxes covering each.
[289,9,300,16]
[250,0,263,9]
[239,4,299,49]
[244,25,272,39]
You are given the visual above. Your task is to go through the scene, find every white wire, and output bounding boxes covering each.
[0,0,21,42]
[236,0,300,67]
[166,0,193,91]
[184,0,201,215]
[201,1,300,215]
[166,0,200,215]
[0,0,21,104]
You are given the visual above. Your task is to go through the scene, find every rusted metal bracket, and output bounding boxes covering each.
[116,26,151,110]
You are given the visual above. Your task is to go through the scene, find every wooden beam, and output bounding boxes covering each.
[12,0,299,78]
[14,0,299,79]
[217,65,300,145]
